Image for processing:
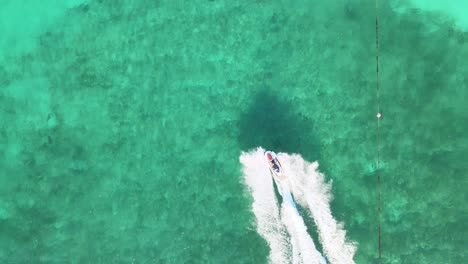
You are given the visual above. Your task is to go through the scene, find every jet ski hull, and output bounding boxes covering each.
[264,151,288,197]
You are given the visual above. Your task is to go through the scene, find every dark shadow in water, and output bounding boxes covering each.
[238,90,320,161]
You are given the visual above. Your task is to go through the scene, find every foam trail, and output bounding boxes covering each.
[241,148,326,264]
[280,186,327,264]
[279,153,357,264]
[240,148,291,264]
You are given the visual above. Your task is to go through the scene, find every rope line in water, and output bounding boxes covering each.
[375,0,382,262]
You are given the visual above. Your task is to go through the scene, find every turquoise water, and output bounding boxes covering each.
[1,0,467,263]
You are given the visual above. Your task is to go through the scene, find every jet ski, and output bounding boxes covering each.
[265,150,298,209]
[264,150,287,196]
[264,151,285,179]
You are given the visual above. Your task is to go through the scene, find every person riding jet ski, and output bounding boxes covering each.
[264,151,284,178]
[270,160,280,173]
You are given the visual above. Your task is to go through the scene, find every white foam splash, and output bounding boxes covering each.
[279,153,357,264]
[241,148,328,264]
[240,148,291,264]
[280,188,326,264]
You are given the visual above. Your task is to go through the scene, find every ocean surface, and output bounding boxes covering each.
[1,0,467,263]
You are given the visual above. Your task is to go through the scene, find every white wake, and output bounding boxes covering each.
[241,148,328,264]
[279,153,357,264]
[280,187,327,264]
[241,148,356,264]
[240,149,291,264]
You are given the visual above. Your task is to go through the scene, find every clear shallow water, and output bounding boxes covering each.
[1,0,467,263]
